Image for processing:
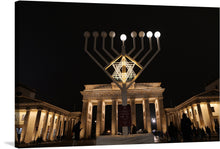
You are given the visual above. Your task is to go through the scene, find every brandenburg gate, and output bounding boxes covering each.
[80,82,167,139]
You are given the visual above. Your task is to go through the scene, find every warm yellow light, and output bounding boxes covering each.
[121,73,127,83]
[105,55,122,70]
[122,56,126,66]
[121,56,127,83]
[106,54,143,84]
[125,55,143,69]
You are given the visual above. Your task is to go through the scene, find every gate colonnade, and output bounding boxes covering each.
[15,86,81,143]
[165,89,219,133]
[80,82,167,139]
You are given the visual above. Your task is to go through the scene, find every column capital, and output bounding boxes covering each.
[158,96,163,100]
[49,111,55,114]
[29,108,38,112]
[41,109,48,113]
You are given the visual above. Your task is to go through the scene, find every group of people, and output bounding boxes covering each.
[72,114,218,144]
[167,113,218,142]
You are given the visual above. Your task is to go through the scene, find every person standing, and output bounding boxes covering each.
[132,124,137,134]
[72,121,82,145]
[168,122,178,142]
[74,121,82,140]
[181,113,192,142]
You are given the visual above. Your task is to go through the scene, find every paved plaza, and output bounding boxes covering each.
[15,133,219,148]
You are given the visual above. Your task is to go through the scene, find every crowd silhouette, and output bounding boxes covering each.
[181,113,192,141]
[165,113,219,142]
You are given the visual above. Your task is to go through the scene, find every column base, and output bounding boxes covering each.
[122,126,128,135]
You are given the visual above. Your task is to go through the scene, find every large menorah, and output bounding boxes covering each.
[84,30,161,134]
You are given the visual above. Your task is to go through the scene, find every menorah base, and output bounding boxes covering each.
[122,126,128,135]
[121,85,127,106]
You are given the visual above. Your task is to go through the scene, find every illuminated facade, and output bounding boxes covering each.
[165,80,220,132]
[80,82,167,139]
[81,80,219,139]
[16,79,219,142]
[15,85,81,144]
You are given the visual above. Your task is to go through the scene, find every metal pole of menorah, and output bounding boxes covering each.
[83,30,161,135]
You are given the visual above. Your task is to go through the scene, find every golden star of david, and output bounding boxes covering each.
[105,55,143,83]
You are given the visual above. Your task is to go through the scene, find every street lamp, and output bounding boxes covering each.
[83,30,161,135]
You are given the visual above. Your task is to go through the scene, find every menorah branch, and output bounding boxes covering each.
[93,32,109,65]
[128,37,136,56]
[133,37,144,59]
[110,37,120,56]
[102,35,114,60]
[139,37,152,63]
[84,32,122,90]
[126,37,161,89]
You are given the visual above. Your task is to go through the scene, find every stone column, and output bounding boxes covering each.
[207,102,214,132]
[197,103,204,128]
[24,109,38,143]
[21,109,30,142]
[101,101,106,134]
[179,110,183,119]
[33,109,42,141]
[67,118,72,137]
[177,111,181,130]
[191,105,197,127]
[55,115,61,137]
[142,98,151,133]
[62,116,66,136]
[87,101,93,138]
[48,112,55,140]
[155,97,167,133]
[73,119,76,127]
[174,113,178,126]
[167,114,170,126]
[80,100,93,139]
[42,111,49,141]
[70,119,74,134]
[59,116,64,136]
[155,99,161,131]
[80,101,88,138]
[96,100,105,136]
[186,108,190,118]
[130,98,136,126]
[111,99,118,135]
[64,117,69,136]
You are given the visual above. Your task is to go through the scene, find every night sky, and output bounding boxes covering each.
[15,1,219,114]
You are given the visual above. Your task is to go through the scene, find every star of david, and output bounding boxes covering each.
[105,55,143,84]
[112,57,136,82]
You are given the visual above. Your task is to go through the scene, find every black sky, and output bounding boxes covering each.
[15,1,219,112]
